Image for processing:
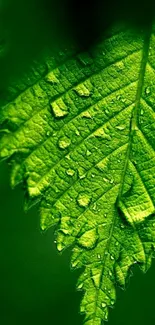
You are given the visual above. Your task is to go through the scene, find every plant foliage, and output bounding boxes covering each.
[0,23,155,324]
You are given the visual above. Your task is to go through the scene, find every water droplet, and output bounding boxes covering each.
[86,150,91,156]
[81,111,92,118]
[77,282,83,289]
[115,61,125,71]
[121,98,127,103]
[110,255,114,260]
[104,214,107,218]
[74,85,91,97]
[91,174,95,178]
[66,169,75,176]
[77,53,93,66]
[115,241,119,246]
[116,125,126,131]
[58,136,71,149]
[111,299,115,305]
[145,87,151,95]
[109,270,112,276]
[46,131,50,136]
[104,313,108,321]
[72,259,79,268]
[77,193,91,207]
[78,167,86,179]
[121,224,125,229]
[94,128,111,140]
[45,72,59,84]
[75,129,80,136]
[92,203,97,211]
[101,302,106,308]
[110,178,114,184]
[51,100,69,118]
[97,254,101,259]
[116,95,121,100]
[103,178,109,183]
[78,228,98,249]
[57,242,64,252]
[81,306,85,313]
[105,109,109,115]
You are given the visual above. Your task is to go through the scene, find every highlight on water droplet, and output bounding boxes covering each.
[78,228,98,249]
[86,150,91,156]
[77,282,83,290]
[116,125,126,131]
[81,111,92,119]
[77,193,91,207]
[46,130,51,136]
[66,169,75,176]
[101,302,106,308]
[77,53,93,66]
[57,242,64,252]
[74,84,91,97]
[111,299,115,305]
[78,167,86,179]
[45,71,59,84]
[58,136,71,149]
[51,98,69,118]
[145,86,151,95]
[75,129,80,136]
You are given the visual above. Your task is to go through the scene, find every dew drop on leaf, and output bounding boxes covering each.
[145,87,151,95]
[77,53,93,66]
[51,100,69,118]
[66,169,75,176]
[86,150,91,156]
[81,111,92,118]
[116,125,126,131]
[45,72,59,84]
[101,302,106,308]
[78,167,86,179]
[46,131,50,136]
[78,228,98,249]
[75,129,80,136]
[58,136,71,149]
[77,193,91,207]
[57,242,64,252]
[78,282,83,289]
[74,85,91,97]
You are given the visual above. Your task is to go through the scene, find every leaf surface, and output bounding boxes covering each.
[0,24,155,324]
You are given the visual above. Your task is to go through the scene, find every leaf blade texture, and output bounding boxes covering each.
[0,24,155,324]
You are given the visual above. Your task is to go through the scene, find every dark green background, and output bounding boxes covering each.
[0,0,155,324]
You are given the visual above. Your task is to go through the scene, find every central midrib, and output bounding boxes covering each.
[117,25,151,205]
[91,26,152,323]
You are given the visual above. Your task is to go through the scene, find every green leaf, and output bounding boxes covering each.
[0,23,155,324]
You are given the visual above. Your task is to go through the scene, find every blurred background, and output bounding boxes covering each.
[0,0,155,324]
